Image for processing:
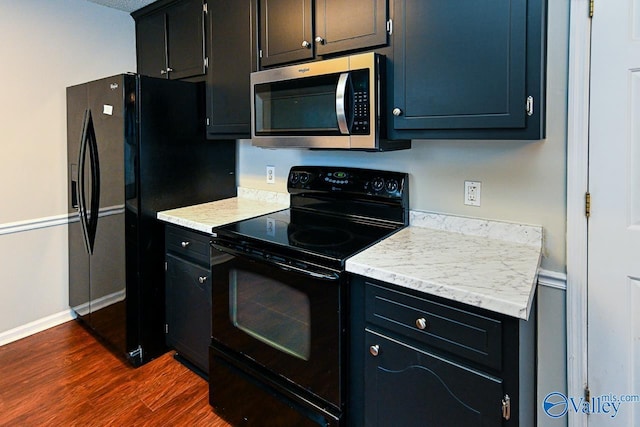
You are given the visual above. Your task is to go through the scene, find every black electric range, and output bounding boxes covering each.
[208,166,409,427]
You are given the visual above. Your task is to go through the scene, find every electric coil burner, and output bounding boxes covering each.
[209,166,409,426]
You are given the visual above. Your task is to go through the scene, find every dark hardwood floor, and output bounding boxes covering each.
[0,321,230,426]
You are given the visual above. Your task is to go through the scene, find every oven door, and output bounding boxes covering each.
[210,241,344,408]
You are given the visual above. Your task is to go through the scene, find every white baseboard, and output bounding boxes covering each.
[537,269,567,291]
[0,310,77,347]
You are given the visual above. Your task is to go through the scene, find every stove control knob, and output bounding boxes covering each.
[289,172,300,184]
[369,344,380,357]
[385,179,399,193]
[372,177,385,192]
[300,173,310,184]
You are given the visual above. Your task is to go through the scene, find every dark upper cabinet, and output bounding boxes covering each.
[259,0,388,68]
[315,0,387,56]
[134,0,207,80]
[389,0,546,140]
[206,0,257,138]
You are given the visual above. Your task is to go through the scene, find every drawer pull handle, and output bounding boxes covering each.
[198,276,207,284]
[369,344,380,357]
[416,317,428,330]
[181,241,190,248]
[502,394,511,420]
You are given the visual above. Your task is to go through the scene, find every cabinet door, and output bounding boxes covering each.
[259,0,313,67]
[166,0,206,80]
[392,0,527,132]
[364,330,504,427]
[314,0,387,56]
[166,254,211,373]
[136,11,167,79]
[206,0,256,138]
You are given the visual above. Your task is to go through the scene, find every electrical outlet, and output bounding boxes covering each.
[464,181,481,206]
[266,166,275,184]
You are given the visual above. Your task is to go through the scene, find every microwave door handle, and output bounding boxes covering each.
[336,72,350,134]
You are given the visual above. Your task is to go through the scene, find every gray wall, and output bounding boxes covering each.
[0,0,135,339]
[238,0,570,423]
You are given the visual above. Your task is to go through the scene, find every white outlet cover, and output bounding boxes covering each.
[464,181,481,206]
[266,166,275,184]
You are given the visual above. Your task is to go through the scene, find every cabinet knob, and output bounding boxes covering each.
[301,40,311,48]
[392,107,403,116]
[166,67,173,72]
[369,344,380,357]
[181,241,190,248]
[198,276,207,284]
[314,36,325,45]
[160,69,167,75]
[415,317,428,330]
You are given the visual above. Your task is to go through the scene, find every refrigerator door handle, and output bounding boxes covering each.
[77,109,91,254]
[78,109,100,254]
[86,110,101,253]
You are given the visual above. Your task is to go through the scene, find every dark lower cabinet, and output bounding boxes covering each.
[365,330,504,426]
[349,276,536,427]
[165,225,212,376]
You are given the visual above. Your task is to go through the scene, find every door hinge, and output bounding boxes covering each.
[526,96,534,116]
[501,394,511,420]
[585,192,591,218]
[589,0,594,18]
[203,2,207,14]
[386,19,393,35]
[204,56,209,69]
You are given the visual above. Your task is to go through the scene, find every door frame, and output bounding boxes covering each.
[566,1,591,426]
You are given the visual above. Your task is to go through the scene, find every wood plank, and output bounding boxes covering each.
[0,321,230,426]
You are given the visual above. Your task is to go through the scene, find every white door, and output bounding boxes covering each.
[588,0,640,425]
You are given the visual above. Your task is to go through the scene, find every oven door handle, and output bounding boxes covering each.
[211,242,340,282]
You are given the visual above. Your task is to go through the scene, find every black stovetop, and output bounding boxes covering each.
[213,166,409,269]
[215,208,401,264]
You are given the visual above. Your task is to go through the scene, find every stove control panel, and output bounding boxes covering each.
[288,166,408,201]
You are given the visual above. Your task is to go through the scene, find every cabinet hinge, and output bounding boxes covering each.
[526,96,534,116]
[206,117,210,126]
[386,19,393,35]
[585,192,591,218]
[589,0,594,18]
[164,261,168,271]
[203,2,207,14]
[501,394,511,420]
[204,56,209,69]
[259,49,263,59]
[165,323,169,334]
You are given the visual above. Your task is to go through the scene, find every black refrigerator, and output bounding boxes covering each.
[67,74,235,366]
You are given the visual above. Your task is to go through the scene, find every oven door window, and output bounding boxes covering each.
[230,269,311,361]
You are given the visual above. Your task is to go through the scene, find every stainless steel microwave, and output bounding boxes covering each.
[250,52,409,151]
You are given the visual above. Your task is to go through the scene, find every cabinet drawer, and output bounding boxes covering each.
[365,283,502,370]
[166,226,210,265]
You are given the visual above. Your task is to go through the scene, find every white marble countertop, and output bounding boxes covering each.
[346,211,542,320]
[157,187,289,234]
